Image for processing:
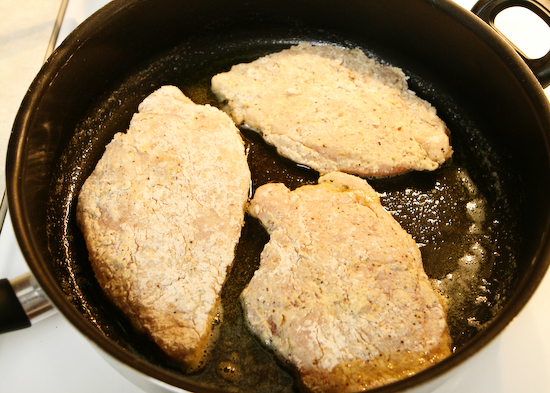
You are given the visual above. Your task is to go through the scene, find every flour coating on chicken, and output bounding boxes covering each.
[242,172,451,392]
[76,86,251,369]
[212,43,452,177]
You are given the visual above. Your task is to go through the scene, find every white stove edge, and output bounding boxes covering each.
[1,0,550,392]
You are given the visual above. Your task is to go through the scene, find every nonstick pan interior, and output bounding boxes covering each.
[8,1,550,392]
[44,21,535,393]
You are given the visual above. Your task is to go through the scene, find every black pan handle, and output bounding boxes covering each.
[0,273,56,334]
[0,278,31,333]
[472,0,550,88]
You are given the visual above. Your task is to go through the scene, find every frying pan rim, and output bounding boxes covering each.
[6,0,550,392]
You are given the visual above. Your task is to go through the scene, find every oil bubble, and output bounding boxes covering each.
[217,360,241,382]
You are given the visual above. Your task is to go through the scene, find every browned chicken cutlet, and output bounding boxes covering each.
[242,172,451,392]
[76,86,251,370]
[212,43,452,177]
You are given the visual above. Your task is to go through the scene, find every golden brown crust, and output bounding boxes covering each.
[301,330,451,392]
[242,172,451,392]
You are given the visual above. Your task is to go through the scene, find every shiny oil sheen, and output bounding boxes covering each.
[46,35,521,392]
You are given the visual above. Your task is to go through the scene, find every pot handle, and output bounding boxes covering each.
[0,273,56,334]
[0,0,65,335]
[472,0,550,88]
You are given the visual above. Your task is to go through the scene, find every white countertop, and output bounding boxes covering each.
[0,0,63,196]
[1,0,550,392]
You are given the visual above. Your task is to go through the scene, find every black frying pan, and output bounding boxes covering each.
[4,0,550,392]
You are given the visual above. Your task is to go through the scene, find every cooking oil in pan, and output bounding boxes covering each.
[370,152,517,350]
[49,38,520,391]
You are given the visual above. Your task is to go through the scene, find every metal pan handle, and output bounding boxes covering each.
[0,277,30,333]
[0,0,68,336]
[472,0,550,88]
[0,273,56,334]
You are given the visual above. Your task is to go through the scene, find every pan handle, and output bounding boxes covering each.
[0,0,66,335]
[0,273,56,334]
[472,0,550,88]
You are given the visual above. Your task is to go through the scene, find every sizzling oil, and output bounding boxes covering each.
[179,74,515,374]
[51,40,520,392]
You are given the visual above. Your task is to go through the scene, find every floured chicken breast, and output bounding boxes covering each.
[242,172,451,392]
[212,43,452,177]
[76,86,251,369]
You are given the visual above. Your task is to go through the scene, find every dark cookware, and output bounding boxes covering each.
[4,0,550,392]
